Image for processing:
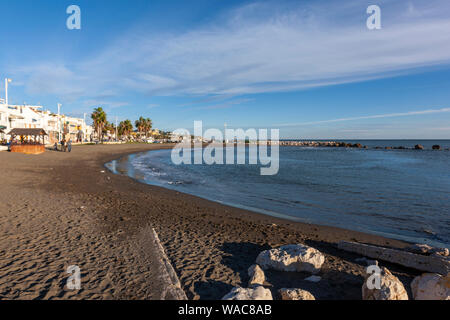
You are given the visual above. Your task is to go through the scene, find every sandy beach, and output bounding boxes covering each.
[0,144,420,300]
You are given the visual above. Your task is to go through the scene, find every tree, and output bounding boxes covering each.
[118,120,133,138]
[135,117,145,138]
[143,118,152,137]
[135,117,152,138]
[91,107,107,141]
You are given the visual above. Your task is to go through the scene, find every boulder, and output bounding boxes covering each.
[432,145,441,150]
[411,273,450,300]
[248,264,265,286]
[222,286,273,300]
[415,144,424,150]
[362,267,409,300]
[279,288,315,300]
[256,244,325,274]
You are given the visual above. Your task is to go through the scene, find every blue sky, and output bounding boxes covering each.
[1,0,450,139]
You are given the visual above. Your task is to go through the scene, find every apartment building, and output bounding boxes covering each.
[0,103,93,144]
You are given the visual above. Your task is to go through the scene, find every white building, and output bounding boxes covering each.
[0,103,93,144]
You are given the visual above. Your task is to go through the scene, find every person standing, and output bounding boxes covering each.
[68,139,72,152]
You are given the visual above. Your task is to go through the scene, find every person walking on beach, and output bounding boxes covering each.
[67,139,72,152]
[61,139,66,152]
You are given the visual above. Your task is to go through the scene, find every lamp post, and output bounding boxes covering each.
[5,78,12,106]
[57,103,62,141]
[115,116,118,142]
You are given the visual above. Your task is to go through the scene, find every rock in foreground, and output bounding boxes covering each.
[279,288,315,300]
[248,264,265,286]
[411,273,450,300]
[256,244,325,274]
[222,287,273,300]
[362,267,408,300]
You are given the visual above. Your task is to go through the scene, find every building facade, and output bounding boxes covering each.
[0,103,93,144]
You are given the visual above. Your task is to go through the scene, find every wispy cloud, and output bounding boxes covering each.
[276,107,450,127]
[7,0,450,103]
[196,98,254,110]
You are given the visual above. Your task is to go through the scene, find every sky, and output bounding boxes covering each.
[1,0,450,139]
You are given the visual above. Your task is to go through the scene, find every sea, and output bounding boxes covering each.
[106,140,450,247]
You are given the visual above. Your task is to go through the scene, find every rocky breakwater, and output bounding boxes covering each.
[277,141,449,151]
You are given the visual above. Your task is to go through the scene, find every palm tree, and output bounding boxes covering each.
[91,107,107,141]
[104,121,116,139]
[135,117,145,138]
[135,117,153,138]
[143,118,152,137]
[118,120,133,138]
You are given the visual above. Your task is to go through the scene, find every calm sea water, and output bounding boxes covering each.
[106,140,450,247]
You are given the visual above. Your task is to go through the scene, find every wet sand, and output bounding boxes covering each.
[0,144,420,300]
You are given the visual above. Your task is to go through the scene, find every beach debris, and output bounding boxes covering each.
[304,275,321,283]
[405,244,449,257]
[405,244,433,255]
[422,228,436,235]
[279,288,315,300]
[248,264,265,286]
[362,267,409,300]
[411,273,450,300]
[150,228,187,300]
[430,248,449,257]
[338,241,450,275]
[256,244,325,274]
[222,286,273,300]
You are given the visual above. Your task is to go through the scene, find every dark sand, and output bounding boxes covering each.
[0,144,420,300]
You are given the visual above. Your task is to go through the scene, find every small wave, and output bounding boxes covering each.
[167,180,192,185]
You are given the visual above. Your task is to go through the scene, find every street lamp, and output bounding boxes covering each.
[57,103,62,141]
[5,78,12,106]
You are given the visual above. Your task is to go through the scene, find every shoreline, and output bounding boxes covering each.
[105,146,446,247]
[105,146,415,246]
[0,144,421,300]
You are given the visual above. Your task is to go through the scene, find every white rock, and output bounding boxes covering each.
[279,288,315,300]
[362,267,409,300]
[222,286,273,300]
[411,273,450,300]
[248,264,265,286]
[256,244,325,274]
[305,275,321,282]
